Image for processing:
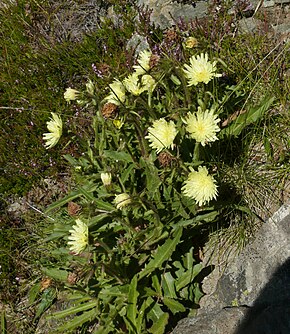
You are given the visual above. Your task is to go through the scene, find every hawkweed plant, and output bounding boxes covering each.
[40,47,275,333]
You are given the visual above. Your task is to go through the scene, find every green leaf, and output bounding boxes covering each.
[182,247,195,270]
[120,164,135,184]
[163,297,186,314]
[148,312,169,334]
[45,190,82,213]
[173,210,219,228]
[1,311,7,334]
[34,288,56,319]
[220,96,275,137]
[46,301,97,321]
[175,263,203,291]
[152,274,162,297]
[145,297,164,323]
[138,227,183,279]
[28,282,41,305]
[55,308,97,332]
[161,272,177,299]
[41,268,68,282]
[136,300,146,333]
[193,282,204,304]
[126,275,139,332]
[103,150,133,163]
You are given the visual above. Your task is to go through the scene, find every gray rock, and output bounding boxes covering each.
[136,0,208,29]
[238,17,263,34]
[126,33,151,55]
[172,204,290,334]
[263,0,275,7]
[171,307,248,334]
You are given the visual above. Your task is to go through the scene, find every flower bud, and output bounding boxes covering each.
[114,193,131,210]
[101,172,112,186]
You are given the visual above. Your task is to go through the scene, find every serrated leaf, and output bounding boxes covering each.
[163,297,186,314]
[152,274,162,296]
[193,282,204,304]
[220,96,275,137]
[121,164,135,184]
[55,308,97,332]
[34,288,56,319]
[103,150,133,163]
[28,282,41,305]
[145,297,164,323]
[41,268,68,282]
[126,275,139,332]
[46,301,97,320]
[148,312,169,334]
[161,272,177,298]
[136,300,146,333]
[182,247,195,270]
[175,263,203,291]
[45,190,82,213]
[138,227,183,279]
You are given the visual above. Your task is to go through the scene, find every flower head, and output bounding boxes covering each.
[101,172,112,186]
[183,53,221,86]
[123,73,145,96]
[43,112,62,149]
[64,88,80,102]
[182,166,218,206]
[115,193,132,210]
[184,36,198,49]
[68,219,88,254]
[185,107,220,146]
[133,50,152,75]
[141,74,157,93]
[146,118,178,153]
[104,79,126,105]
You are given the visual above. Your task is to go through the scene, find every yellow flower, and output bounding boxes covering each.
[141,74,157,92]
[101,172,112,186]
[104,79,126,106]
[85,79,95,95]
[64,88,80,102]
[67,219,88,254]
[115,193,132,210]
[113,119,124,129]
[184,36,198,49]
[146,118,178,153]
[133,50,152,75]
[185,107,220,146]
[182,166,218,206]
[123,73,145,96]
[43,112,62,149]
[183,53,221,86]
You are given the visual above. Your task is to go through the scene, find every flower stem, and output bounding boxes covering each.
[193,142,200,162]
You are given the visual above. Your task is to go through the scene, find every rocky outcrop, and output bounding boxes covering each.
[172,204,290,334]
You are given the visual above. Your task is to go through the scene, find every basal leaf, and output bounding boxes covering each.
[28,282,41,305]
[163,297,186,314]
[152,274,162,296]
[41,268,68,282]
[161,272,177,299]
[148,312,169,334]
[175,263,203,291]
[46,301,97,320]
[126,275,139,332]
[145,297,164,323]
[103,150,133,163]
[220,96,275,137]
[34,288,56,319]
[138,227,183,279]
[55,308,97,332]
